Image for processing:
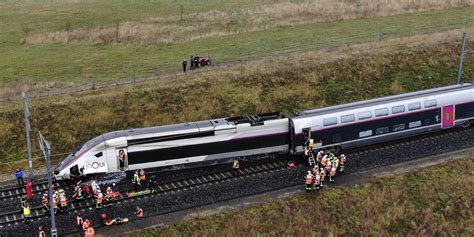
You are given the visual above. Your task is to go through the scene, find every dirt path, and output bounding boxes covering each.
[87,147,473,237]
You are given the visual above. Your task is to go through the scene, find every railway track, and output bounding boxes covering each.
[1,125,473,232]
[0,159,288,227]
[0,180,67,201]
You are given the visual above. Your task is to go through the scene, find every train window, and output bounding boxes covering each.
[323,117,338,126]
[392,105,405,114]
[408,102,421,111]
[376,127,389,135]
[359,130,372,138]
[393,123,405,132]
[375,108,389,117]
[424,99,437,108]
[409,121,421,128]
[358,111,372,120]
[341,114,355,123]
[94,152,103,158]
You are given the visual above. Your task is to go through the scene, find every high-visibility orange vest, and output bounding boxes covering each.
[305,175,313,184]
[85,227,95,237]
[82,221,90,231]
[321,157,327,166]
[60,197,67,207]
[106,190,113,198]
[315,174,321,183]
[326,161,332,171]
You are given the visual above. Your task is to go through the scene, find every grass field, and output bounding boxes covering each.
[0,37,471,172]
[131,158,474,236]
[0,1,472,88]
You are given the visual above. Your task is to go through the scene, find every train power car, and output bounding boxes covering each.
[54,112,290,179]
[55,83,474,180]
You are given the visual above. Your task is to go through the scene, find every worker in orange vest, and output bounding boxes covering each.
[96,191,103,209]
[135,206,144,218]
[314,171,321,190]
[85,226,95,237]
[321,154,328,167]
[320,167,326,187]
[305,171,314,191]
[339,154,347,173]
[82,219,91,231]
[104,187,114,207]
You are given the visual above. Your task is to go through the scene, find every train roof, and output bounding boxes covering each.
[101,112,285,141]
[296,83,474,118]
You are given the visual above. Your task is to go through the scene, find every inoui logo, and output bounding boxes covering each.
[85,161,105,170]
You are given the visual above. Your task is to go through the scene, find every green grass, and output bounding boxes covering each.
[132,159,474,236]
[0,3,472,85]
[0,39,471,172]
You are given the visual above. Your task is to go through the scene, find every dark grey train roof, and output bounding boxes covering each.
[296,83,474,118]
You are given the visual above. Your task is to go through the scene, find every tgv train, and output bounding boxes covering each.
[54,83,474,179]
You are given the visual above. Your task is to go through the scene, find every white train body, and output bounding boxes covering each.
[55,83,474,179]
[55,113,289,179]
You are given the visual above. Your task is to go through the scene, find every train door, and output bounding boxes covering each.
[115,148,129,171]
[442,105,455,128]
[302,128,311,147]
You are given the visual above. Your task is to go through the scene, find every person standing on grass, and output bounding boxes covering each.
[182,59,187,73]
[15,169,25,187]
[190,55,194,70]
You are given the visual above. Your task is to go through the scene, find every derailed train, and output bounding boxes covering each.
[54,83,474,179]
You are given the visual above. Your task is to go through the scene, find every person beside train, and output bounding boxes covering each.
[232,160,240,176]
[104,186,114,207]
[139,169,146,183]
[38,226,46,237]
[305,170,314,191]
[22,202,32,222]
[339,154,346,173]
[15,168,25,187]
[118,149,125,171]
[135,206,144,218]
[132,170,141,190]
[82,219,91,231]
[85,226,95,237]
[72,181,84,202]
[42,193,49,210]
[58,188,68,213]
[95,191,104,209]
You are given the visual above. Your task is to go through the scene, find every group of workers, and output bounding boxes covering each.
[303,140,347,191]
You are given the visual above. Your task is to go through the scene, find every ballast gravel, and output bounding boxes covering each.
[1,127,473,237]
